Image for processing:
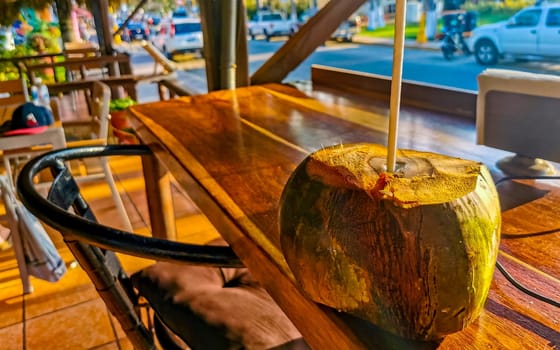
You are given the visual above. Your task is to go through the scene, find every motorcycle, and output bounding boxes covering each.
[441,28,470,60]
[440,11,476,60]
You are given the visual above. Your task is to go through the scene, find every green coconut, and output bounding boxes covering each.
[279,143,501,341]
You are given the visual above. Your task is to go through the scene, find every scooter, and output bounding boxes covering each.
[440,12,474,60]
[441,29,470,60]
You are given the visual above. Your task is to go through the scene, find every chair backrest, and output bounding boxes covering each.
[17,145,243,350]
[63,43,100,60]
[43,160,154,348]
[90,81,111,142]
[0,79,28,106]
[61,81,111,143]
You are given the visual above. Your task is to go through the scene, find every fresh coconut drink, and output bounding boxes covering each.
[279,2,500,340]
[279,143,501,340]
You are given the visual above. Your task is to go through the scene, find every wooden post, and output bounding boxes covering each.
[89,0,114,55]
[141,154,177,241]
[220,0,237,89]
[199,0,249,91]
[235,0,250,87]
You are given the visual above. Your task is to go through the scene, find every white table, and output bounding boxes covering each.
[0,126,67,190]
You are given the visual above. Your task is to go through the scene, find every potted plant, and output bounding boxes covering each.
[109,96,137,144]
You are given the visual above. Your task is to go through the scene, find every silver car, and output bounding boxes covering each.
[467,4,560,65]
[153,17,203,59]
[331,19,359,42]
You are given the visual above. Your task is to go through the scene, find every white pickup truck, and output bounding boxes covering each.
[248,11,293,41]
[467,3,560,65]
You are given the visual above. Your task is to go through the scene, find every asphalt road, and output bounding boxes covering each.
[129,38,560,99]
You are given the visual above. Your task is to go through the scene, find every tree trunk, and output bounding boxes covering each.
[55,0,77,44]
[367,0,384,30]
[88,0,113,55]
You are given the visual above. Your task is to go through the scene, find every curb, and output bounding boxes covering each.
[352,35,441,51]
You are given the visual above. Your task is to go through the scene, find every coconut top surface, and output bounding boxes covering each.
[306,143,484,208]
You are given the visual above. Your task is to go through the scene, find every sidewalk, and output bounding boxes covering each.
[352,35,441,51]
[131,35,442,104]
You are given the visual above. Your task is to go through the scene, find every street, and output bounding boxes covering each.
[129,39,560,101]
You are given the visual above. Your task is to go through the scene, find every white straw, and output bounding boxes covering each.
[387,0,407,173]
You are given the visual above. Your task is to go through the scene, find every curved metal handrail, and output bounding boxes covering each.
[17,145,243,268]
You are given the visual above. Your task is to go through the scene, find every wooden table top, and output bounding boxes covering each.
[128,83,559,349]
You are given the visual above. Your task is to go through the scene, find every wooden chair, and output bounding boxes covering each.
[0,78,28,104]
[0,79,28,124]
[1,81,132,231]
[19,54,138,102]
[61,81,133,231]
[17,145,310,350]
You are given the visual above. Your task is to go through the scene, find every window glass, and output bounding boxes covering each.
[512,9,542,27]
[546,8,560,27]
[262,14,283,21]
[174,22,202,34]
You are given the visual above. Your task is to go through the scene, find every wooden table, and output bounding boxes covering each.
[128,83,559,349]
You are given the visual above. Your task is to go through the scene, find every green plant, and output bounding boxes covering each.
[110,97,137,112]
[359,23,421,40]
[109,97,138,145]
[358,0,536,40]
[463,0,532,18]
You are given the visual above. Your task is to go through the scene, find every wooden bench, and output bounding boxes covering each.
[311,64,478,119]
[18,54,137,103]
[45,76,138,101]
[22,53,132,84]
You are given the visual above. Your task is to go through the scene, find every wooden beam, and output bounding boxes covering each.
[250,0,367,85]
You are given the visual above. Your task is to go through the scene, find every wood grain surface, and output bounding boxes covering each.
[129,83,559,349]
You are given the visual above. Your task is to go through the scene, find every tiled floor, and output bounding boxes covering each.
[0,86,220,349]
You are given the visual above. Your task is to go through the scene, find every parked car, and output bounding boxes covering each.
[331,18,360,42]
[467,3,560,65]
[248,11,293,41]
[172,7,189,18]
[122,21,150,42]
[144,12,162,35]
[153,17,203,59]
[291,8,317,32]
